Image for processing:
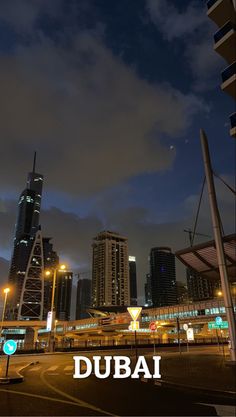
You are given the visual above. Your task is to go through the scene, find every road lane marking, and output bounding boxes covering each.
[40,368,119,417]
[47,366,58,371]
[0,388,96,409]
[64,366,73,371]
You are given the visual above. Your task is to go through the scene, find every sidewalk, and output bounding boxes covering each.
[0,357,33,384]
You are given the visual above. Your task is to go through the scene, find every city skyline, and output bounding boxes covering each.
[0,0,235,305]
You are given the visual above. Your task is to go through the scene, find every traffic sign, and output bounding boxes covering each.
[215,316,223,326]
[127,307,142,321]
[130,320,139,331]
[208,321,228,330]
[186,328,194,341]
[3,340,17,355]
[149,322,156,331]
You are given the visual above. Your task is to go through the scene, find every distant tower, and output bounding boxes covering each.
[55,270,73,320]
[150,247,177,307]
[129,256,137,306]
[76,273,92,319]
[18,230,44,320]
[8,153,44,319]
[92,231,130,307]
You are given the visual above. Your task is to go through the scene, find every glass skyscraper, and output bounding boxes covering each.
[150,247,177,307]
[8,154,43,319]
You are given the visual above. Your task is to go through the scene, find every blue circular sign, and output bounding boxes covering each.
[215,316,223,326]
[3,340,17,355]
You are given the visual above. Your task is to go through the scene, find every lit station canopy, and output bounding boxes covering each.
[175,233,236,281]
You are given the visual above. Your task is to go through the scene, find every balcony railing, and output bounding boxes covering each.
[230,113,236,128]
[214,21,236,43]
[207,0,219,9]
[221,61,236,82]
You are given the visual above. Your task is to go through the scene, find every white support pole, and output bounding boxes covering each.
[200,129,236,362]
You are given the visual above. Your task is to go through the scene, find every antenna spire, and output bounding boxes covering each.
[33,151,37,173]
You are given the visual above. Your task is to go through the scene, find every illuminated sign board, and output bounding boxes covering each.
[46,311,53,331]
[208,321,228,330]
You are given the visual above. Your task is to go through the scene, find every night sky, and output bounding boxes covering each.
[0,0,235,308]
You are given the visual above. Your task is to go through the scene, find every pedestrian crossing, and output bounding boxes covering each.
[27,365,74,375]
[27,364,107,376]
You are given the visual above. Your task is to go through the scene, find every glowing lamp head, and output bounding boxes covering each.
[217,291,223,297]
[3,287,10,294]
[45,270,51,277]
[59,264,66,271]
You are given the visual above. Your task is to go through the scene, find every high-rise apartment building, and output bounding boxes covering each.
[76,274,92,319]
[150,247,177,307]
[176,281,189,305]
[129,256,137,306]
[55,270,73,321]
[8,154,43,318]
[186,268,219,302]
[207,0,236,137]
[92,231,130,307]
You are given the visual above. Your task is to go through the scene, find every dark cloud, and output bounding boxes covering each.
[146,0,222,91]
[0,3,207,195]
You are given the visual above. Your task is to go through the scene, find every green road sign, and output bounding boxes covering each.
[208,321,228,330]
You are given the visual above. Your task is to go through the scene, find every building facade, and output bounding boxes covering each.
[55,270,73,321]
[92,231,130,307]
[42,237,59,319]
[76,275,92,319]
[207,0,236,138]
[150,247,177,307]
[144,273,152,306]
[8,155,44,319]
[186,268,220,302]
[176,281,189,304]
[129,256,137,306]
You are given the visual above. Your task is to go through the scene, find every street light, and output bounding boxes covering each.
[45,264,66,352]
[0,287,10,341]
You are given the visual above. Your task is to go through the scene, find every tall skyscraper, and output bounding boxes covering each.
[8,154,44,319]
[186,268,219,302]
[207,0,236,138]
[55,270,73,321]
[92,231,130,307]
[150,247,177,307]
[144,273,152,306]
[129,256,137,306]
[76,274,92,319]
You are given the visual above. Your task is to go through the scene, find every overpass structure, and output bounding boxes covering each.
[1,297,234,348]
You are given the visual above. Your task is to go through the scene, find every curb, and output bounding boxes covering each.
[0,361,38,385]
[140,377,236,402]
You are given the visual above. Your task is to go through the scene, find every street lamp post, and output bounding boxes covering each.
[200,129,236,362]
[0,288,10,343]
[45,264,66,352]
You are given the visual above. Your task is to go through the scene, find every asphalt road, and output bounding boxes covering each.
[0,349,234,416]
